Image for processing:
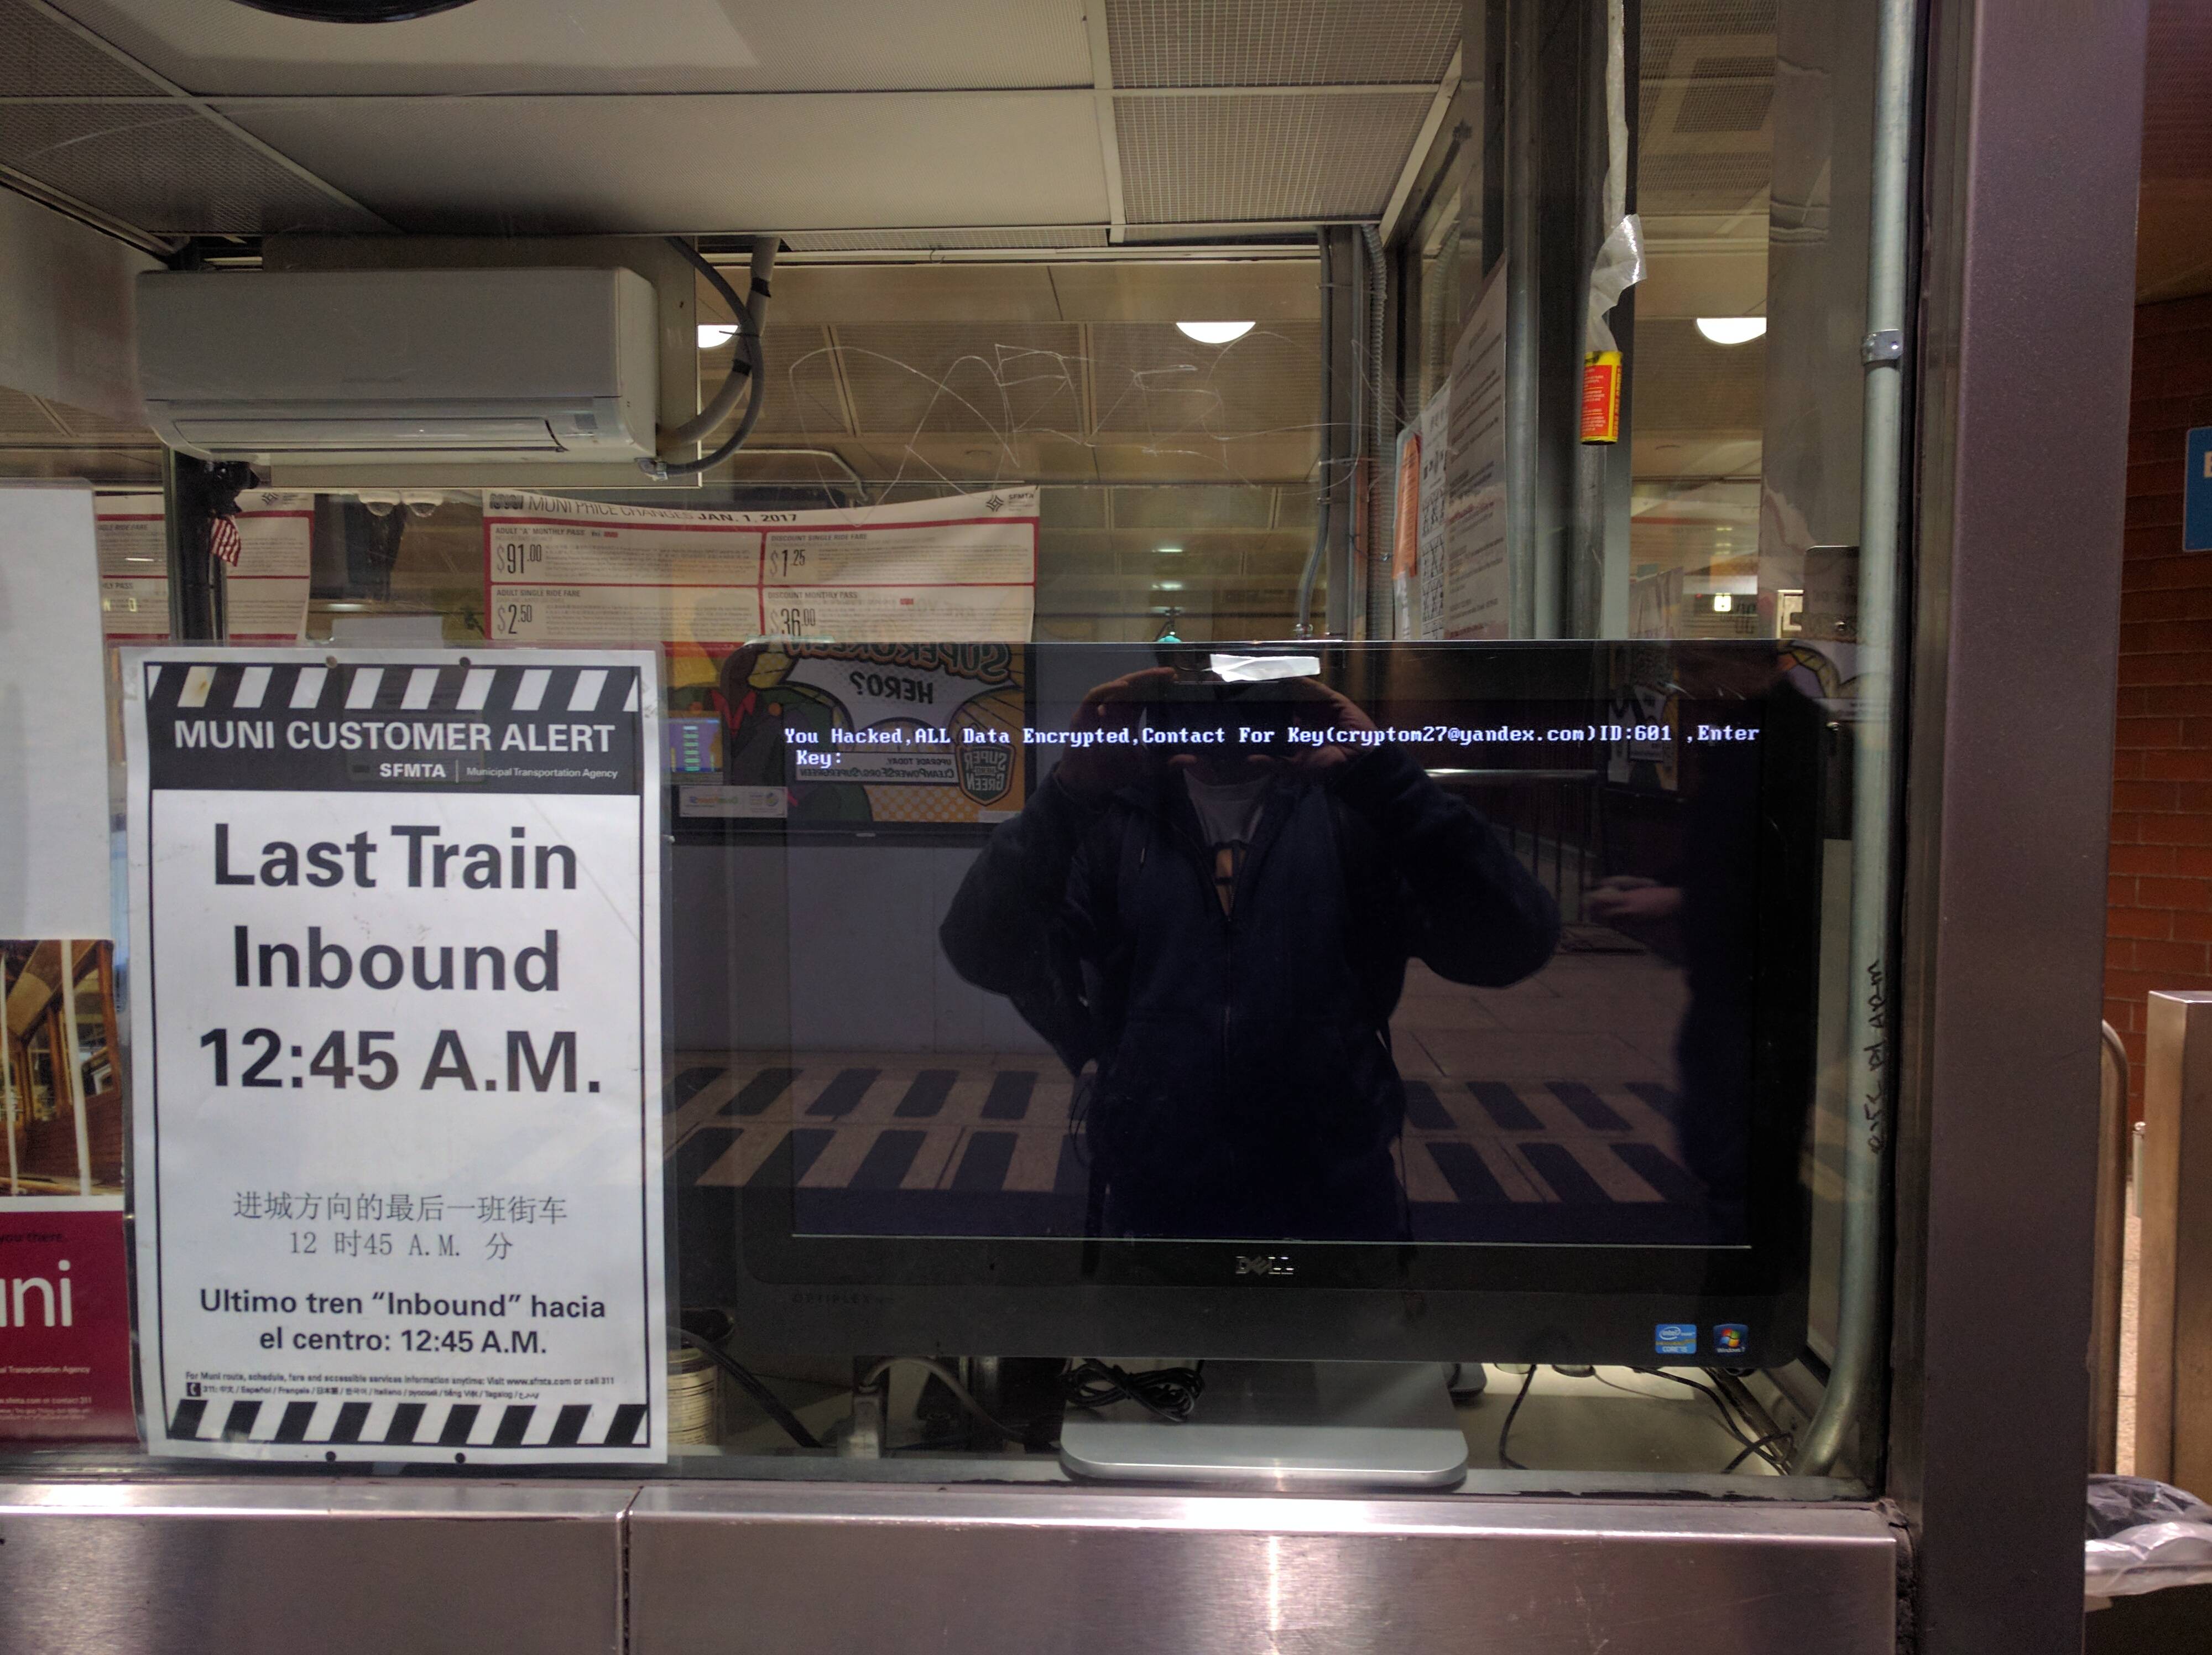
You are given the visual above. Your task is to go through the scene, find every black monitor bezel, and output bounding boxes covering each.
[711,641,1825,1365]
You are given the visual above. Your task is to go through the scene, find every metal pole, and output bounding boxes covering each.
[59,943,90,1197]
[1295,231,1337,638]
[163,451,226,642]
[1790,0,1914,1476]
[1503,0,1542,639]
[2090,1021,2130,1473]
[1,962,16,1196]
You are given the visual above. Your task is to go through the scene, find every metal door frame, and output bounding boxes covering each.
[1886,0,2148,1651]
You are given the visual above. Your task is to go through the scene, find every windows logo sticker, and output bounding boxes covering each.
[1654,1323,1698,1356]
[1713,1323,1749,1357]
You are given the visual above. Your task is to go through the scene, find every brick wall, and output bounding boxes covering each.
[2106,291,2212,1109]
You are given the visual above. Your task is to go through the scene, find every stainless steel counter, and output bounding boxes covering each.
[0,1477,1899,1653]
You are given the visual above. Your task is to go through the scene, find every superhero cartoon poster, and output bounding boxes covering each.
[669,642,1028,827]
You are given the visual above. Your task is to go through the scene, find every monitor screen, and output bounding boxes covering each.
[684,642,1825,1364]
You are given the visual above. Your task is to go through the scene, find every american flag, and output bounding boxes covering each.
[208,514,242,567]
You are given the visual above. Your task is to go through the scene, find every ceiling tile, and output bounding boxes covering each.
[702,325,847,442]
[1114,91,1431,222]
[831,322,1087,438]
[0,387,68,438]
[0,102,383,235]
[43,0,1091,95]
[1632,318,1766,432]
[214,92,1110,234]
[1105,0,1456,88]
[0,0,161,96]
[781,226,1109,252]
[1090,320,1321,440]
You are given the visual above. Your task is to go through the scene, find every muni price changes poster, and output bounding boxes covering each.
[123,648,666,1463]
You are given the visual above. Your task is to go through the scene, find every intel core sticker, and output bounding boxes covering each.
[1654,1322,1698,1356]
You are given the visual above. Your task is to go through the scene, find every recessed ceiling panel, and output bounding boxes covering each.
[0,0,160,95]
[1105,0,1457,88]
[0,387,69,438]
[1636,149,1771,219]
[1090,321,1321,441]
[0,102,384,233]
[704,325,847,441]
[832,322,1086,438]
[781,226,1110,252]
[1115,92,1431,222]
[1632,318,1766,433]
[216,91,1110,233]
[1640,0,1776,70]
[44,0,1091,95]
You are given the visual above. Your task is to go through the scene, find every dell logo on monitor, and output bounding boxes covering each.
[1235,1255,1295,1278]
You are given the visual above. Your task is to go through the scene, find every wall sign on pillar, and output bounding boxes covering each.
[122,648,667,1463]
[2187,427,2212,553]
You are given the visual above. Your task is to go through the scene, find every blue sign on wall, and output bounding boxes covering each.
[2189,427,2212,553]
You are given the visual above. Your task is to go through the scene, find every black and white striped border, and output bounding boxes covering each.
[168,1396,649,1450]
[146,660,642,718]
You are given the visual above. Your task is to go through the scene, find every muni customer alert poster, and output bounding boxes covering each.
[123,648,666,1463]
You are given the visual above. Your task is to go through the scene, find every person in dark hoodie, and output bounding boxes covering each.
[939,665,1559,1244]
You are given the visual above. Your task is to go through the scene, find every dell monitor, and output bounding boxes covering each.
[671,640,1823,1374]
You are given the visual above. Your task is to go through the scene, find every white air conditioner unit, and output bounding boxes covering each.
[136,268,660,466]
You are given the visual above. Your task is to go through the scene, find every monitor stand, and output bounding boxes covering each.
[1057,1361,1468,1490]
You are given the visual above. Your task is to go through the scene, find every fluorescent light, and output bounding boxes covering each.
[1175,321,1255,345]
[1695,316,1767,346]
[698,323,739,348]
[1156,544,1183,556]
[1156,580,1185,592]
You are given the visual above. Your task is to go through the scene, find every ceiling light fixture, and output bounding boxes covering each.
[1695,316,1767,346]
[223,0,479,19]
[1156,580,1186,592]
[1175,321,1256,345]
[698,324,739,349]
[1156,544,1183,556]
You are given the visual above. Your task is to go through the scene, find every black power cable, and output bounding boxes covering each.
[1623,1367,1791,1472]
[1060,1359,1206,1424]
[678,1329,822,1450]
[1495,1363,1539,1470]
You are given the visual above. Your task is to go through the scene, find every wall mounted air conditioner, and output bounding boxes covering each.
[136,267,659,465]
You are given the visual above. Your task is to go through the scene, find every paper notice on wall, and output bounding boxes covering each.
[123,648,667,1464]
[96,492,170,641]
[484,487,1037,648]
[1416,391,1449,640]
[1390,391,1451,643]
[1,488,111,940]
[225,490,313,644]
[1443,263,1510,639]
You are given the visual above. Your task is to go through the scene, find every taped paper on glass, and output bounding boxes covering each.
[483,486,1037,649]
[123,648,667,1463]
[1443,266,1510,639]
[97,492,170,641]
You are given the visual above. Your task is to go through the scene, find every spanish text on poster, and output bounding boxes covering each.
[124,648,666,1463]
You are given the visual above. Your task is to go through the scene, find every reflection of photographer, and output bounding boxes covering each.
[940,667,1559,1242]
